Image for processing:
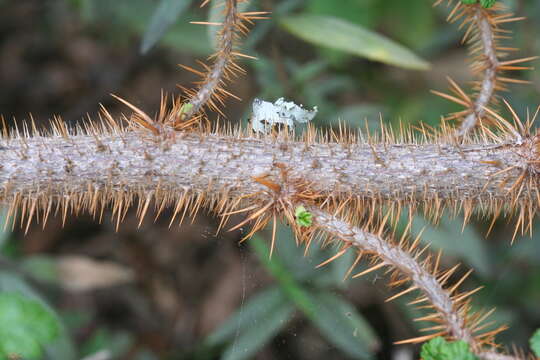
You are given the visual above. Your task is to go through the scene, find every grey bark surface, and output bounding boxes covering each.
[0,132,531,204]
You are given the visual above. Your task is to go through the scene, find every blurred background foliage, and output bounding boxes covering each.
[0,0,539,359]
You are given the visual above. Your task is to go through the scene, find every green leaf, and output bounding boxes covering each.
[530,328,540,357]
[263,222,353,287]
[420,337,478,360]
[250,235,377,359]
[250,236,318,319]
[279,15,430,70]
[20,256,59,284]
[306,0,379,28]
[220,303,293,360]
[0,292,60,359]
[208,287,294,360]
[0,272,76,360]
[379,0,434,48]
[140,0,193,53]
[271,223,332,282]
[206,287,290,346]
[162,19,213,56]
[308,291,378,359]
[0,328,41,360]
[76,0,211,56]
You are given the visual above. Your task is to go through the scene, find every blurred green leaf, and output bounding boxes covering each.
[377,0,434,48]
[0,330,42,360]
[508,222,540,263]
[268,223,353,288]
[220,303,292,360]
[288,59,328,86]
[251,235,317,318]
[251,236,377,359]
[251,56,286,99]
[206,287,290,346]
[272,223,327,281]
[162,18,213,56]
[394,294,432,331]
[209,287,294,360]
[420,337,478,360]
[530,328,540,357]
[306,0,379,28]
[242,0,304,50]
[61,309,93,333]
[279,15,430,70]
[75,0,211,56]
[0,272,76,360]
[328,104,386,129]
[308,291,378,359]
[140,0,194,53]
[304,0,380,64]
[409,215,492,277]
[20,255,59,284]
[0,292,59,360]
[77,0,151,28]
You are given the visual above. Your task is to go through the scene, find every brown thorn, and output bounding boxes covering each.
[315,244,351,269]
[385,286,419,303]
[352,262,387,279]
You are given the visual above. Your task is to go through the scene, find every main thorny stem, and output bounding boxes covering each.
[0,130,536,212]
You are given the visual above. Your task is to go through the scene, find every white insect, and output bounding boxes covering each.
[250,97,318,134]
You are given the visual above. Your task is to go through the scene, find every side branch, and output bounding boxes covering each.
[458,5,499,136]
[182,0,239,119]
[433,1,536,137]
[310,208,518,360]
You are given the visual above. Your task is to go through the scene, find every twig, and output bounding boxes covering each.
[309,207,520,360]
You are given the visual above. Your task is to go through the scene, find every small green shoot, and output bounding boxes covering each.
[178,103,194,118]
[420,337,478,360]
[295,206,313,227]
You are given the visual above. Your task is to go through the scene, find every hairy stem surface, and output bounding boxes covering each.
[310,208,519,360]
[0,131,535,207]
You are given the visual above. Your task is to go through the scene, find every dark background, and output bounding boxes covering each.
[0,0,539,359]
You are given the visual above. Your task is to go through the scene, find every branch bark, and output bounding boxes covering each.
[0,130,535,208]
[310,207,519,360]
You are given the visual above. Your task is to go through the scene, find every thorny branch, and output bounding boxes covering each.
[310,208,518,360]
[433,1,536,137]
[0,124,535,358]
[0,0,537,358]
[0,129,537,213]
[458,5,499,136]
